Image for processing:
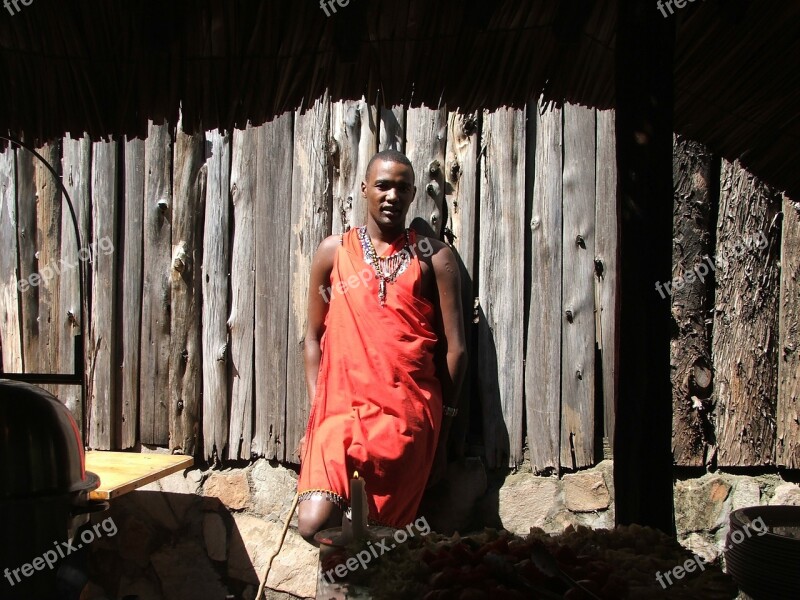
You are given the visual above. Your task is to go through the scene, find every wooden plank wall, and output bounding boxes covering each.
[3,96,797,472]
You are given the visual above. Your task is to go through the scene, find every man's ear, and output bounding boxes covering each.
[361,180,367,197]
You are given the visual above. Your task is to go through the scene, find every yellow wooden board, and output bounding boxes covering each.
[85,451,194,500]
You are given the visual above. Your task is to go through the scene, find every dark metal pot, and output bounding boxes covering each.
[0,379,107,599]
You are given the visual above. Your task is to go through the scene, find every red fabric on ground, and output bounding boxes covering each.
[297,227,442,528]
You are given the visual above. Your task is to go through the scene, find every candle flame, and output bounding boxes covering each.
[353,470,359,479]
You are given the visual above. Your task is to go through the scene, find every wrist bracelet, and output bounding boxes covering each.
[443,405,458,417]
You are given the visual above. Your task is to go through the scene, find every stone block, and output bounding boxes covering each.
[204,470,251,511]
[250,460,299,521]
[563,470,611,512]
[498,473,560,535]
[228,513,317,599]
[675,476,732,534]
[204,512,228,561]
[730,477,761,510]
[770,482,800,506]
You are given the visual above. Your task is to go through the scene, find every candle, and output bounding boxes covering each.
[350,471,367,539]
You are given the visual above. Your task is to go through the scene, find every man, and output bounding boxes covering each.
[297,149,467,542]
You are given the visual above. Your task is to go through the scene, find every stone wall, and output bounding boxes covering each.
[81,456,800,600]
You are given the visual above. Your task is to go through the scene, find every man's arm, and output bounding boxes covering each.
[430,241,468,452]
[303,235,340,405]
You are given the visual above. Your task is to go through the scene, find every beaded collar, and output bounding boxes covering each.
[357,226,412,306]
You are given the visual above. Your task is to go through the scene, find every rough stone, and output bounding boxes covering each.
[187,468,204,485]
[204,512,228,561]
[499,473,560,535]
[204,470,251,511]
[770,482,800,506]
[730,477,761,510]
[680,532,720,563]
[563,470,611,512]
[675,476,732,533]
[150,540,230,600]
[250,459,299,521]
[228,513,317,599]
[130,488,182,531]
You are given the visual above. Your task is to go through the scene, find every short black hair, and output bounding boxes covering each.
[365,149,415,180]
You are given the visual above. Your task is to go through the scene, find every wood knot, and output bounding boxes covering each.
[428,160,441,177]
[426,181,441,198]
[565,309,574,323]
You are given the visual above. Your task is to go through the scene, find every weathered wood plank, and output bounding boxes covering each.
[202,128,232,461]
[119,136,145,449]
[670,136,714,467]
[228,126,257,460]
[169,123,205,457]
[253,113,294,461]
[379,106,405,152]
[140,122,173,446]
[478,106,526,469]
[778,193,800,468]
[713,159,781,466]
[560,104,596,470]
[405,105,447,237]
[526,101,563,473]
[444,110,479,457]
[15,149,39,373]
[88,140,118,449]
[286,95,332,464]
[331,99,377,233]
[34,142,62,395]
[60,136,92,423]
[595,109,619,457]
[0,148,22,373]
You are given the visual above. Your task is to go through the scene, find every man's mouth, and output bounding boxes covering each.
[381,206,400,217]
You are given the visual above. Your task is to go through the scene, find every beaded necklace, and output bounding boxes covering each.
[357,226,412,306]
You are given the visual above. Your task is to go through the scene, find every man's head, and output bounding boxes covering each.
[362,150,416,230]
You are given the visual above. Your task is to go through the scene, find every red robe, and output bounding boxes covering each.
[297,227,442,528]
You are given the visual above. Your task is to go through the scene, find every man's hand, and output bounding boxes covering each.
[297,435,307,463]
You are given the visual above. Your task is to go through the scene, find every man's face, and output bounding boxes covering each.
[362,160,416,228]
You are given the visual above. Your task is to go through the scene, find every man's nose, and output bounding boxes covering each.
[385,187,398,201]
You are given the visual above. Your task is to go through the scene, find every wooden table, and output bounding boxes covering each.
[84,451,194,500]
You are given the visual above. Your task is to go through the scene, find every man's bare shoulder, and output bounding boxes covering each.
[417,237,457,272]
[313,234,343,267]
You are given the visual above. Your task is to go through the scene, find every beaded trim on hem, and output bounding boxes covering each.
[297,489,348,511]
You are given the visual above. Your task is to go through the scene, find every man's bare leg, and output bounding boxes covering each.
[297,495,344,545]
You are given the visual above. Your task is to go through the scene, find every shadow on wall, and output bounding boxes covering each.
[410,217,510,536]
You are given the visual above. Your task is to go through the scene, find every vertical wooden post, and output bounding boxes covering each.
[119,137,145,449]
[60,136,91,425]
[561,104,597,470]
[88,140,118,449]
[526,100,563,473]
[379,106,405,152]
[478,107,526,469]
[406,106,447,237]
[595,110,619,456]
[169,121,205,457]
[778,194,800,468]
[202,128,232,461]
[228,126,257,460]
[286,96,332,464]
[140,122,173,446]
[712,160,781,467]
[253,113,294,461]
[0,148,22,373]
[614,0,675,532]
[670,136,715,466]
[15,149,39,374]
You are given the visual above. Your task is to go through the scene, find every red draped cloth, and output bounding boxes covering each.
[297,227,442,528]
